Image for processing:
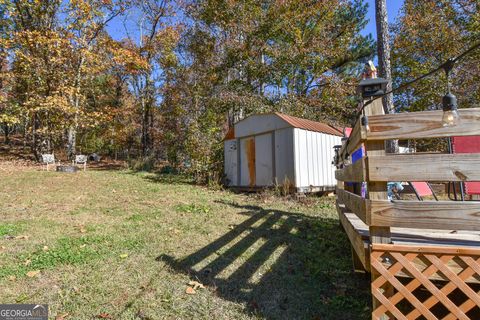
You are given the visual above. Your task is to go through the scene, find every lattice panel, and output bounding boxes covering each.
[370,244,480,320]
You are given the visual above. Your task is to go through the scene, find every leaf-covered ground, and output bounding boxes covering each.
[0,166,370,319]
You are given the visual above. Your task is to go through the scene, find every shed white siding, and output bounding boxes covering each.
[293,128,341,190]
[235,114,289,138]
[274,128,295,186]
[224,139,238,186]
[255,133,274,186]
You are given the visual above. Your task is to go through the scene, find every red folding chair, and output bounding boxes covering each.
[451,136,480,200]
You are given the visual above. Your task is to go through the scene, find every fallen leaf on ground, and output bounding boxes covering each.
[96,313,113,319]
[15,293,29,303]
[26,270,40,278]
[135,310,147,319]
[185,287,196,295]
[55,313,69,320]
[188,281,205,290]
[119,253,128,259]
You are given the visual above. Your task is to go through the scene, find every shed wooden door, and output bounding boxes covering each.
[240,137,256,186]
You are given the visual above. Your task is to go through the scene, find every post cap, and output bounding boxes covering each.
[358,78,388,98]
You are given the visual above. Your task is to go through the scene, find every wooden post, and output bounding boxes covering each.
[364,98,391,243]
[364,98,392,319]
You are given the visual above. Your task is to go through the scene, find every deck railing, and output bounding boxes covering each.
[335,100,480,319]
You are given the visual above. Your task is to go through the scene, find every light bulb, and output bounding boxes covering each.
[442,109,460,127]
[442,92,460,127]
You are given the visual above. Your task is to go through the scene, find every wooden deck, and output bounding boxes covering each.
[334,100,480,319]
[339,203,480,281]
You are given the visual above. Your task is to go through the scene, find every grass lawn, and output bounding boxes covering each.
[0,165,370,319]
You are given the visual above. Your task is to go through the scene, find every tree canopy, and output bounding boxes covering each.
[0,0,478,181]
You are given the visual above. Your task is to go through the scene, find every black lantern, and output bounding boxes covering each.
[333,145,342,168]
[358,78,388,98]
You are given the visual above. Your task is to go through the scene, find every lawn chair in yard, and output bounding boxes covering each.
[41,154,56,171]
[73,155,88,171]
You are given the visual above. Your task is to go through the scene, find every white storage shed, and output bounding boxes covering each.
[224,113,343,192]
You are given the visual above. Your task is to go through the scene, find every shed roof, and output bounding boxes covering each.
[226,112,343,139]
[274,113,343,136]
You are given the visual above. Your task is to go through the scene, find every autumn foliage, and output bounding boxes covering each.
[0,0,478,182]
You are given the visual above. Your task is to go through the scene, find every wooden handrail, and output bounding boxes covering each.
[335,158,366,182]
[336,109,480,168]
[369,200,480,231]
[336,153,480,182]
[336,194,480,231]
[337,189,368,223]
[364,108,480,141]
[368,153,480,182]
[337,119,362,166]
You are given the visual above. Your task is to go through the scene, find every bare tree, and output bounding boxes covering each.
[375,0,399,153]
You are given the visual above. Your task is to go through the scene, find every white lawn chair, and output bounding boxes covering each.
[74,155,87,171]
[41,154,55,171]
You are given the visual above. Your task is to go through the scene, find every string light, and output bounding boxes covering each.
[442,93,459,127]
[442,59,460,127]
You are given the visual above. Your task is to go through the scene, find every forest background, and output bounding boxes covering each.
[0,0,478,183]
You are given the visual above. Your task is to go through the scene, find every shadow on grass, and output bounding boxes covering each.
[158,200,371,320]
[88,162,126,171]
[136,172,196,186]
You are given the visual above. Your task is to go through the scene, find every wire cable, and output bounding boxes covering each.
[341,41,480,158]
[359,41,480,115]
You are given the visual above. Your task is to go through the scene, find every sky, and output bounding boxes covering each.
[107,0,406,43]
[362,0,405,37]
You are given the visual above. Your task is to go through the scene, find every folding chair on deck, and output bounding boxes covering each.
[450,136,480,200]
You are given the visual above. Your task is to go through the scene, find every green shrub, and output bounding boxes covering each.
[128,156,156,172]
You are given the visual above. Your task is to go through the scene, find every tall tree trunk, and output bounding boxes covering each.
[31,112,40,161]
[375,0,399,153]
[3,123,9,145]
[67,55,85,159]
[67,125,76,158]
[141,104,150,156]
[67,102,79,158]
[141,76,156,157]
